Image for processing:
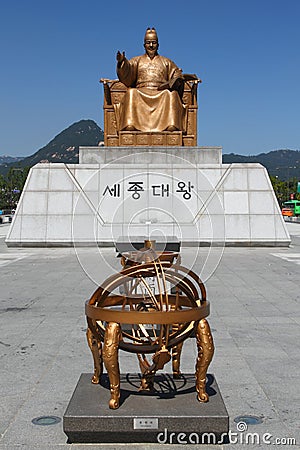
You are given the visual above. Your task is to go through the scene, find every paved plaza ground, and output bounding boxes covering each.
[0,222,299,449]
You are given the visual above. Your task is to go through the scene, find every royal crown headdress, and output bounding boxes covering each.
[144,27,158,41]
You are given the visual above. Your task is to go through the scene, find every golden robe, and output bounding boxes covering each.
[115,54,186,132]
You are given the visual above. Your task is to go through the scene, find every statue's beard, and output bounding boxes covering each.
[146,49,157,59]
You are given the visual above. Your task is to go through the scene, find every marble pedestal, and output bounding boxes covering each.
[6,146,290,247]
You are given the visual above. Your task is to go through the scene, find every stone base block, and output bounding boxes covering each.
[6,149,291,247]
[79,145,222,164]
[63,373,229,444]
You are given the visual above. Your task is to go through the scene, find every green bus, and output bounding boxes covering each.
[282,200,300,217]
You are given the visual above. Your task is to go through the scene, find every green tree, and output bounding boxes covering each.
[0,167,30,210]
[0,174,7,211]
[270,175,300,206]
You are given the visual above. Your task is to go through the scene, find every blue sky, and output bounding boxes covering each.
[1,0,299,156]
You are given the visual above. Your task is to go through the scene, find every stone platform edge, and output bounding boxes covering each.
[63,373,229,444]
[5,239,291,248]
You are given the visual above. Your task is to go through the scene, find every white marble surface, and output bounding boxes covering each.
[6,151,290,246]
[79,146,222,165]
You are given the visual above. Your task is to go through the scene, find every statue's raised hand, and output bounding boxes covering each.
[116,51,125,64]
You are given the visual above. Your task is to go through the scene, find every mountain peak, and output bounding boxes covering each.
[18,120,103,167]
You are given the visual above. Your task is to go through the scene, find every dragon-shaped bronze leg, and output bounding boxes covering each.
[172,322,184,378]
[172,341,184,378]
[86,327,103,384]
[195,319,214,402]
[102,322,122,409]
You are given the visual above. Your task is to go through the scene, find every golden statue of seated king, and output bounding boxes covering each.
[100,28,201,147]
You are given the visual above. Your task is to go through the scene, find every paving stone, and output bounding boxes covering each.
[0,223,299,448]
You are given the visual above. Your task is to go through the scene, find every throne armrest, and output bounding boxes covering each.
[183,73,202,82]
[100,78,127,106]
[182,75,202,106]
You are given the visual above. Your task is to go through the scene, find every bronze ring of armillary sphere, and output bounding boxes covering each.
[85,243,214,409]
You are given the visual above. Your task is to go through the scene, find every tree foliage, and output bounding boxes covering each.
[270,176,300,205]
[0,167,30,211]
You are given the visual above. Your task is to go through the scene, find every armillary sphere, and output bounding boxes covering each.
[85,240,214,409]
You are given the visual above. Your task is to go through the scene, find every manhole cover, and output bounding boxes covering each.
[234,415,263,426]
[32,416,61,426]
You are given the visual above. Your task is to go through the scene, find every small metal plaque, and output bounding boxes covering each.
[133,418,159,429]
